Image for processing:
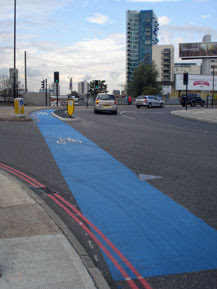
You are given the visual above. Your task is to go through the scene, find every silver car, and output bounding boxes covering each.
[94,93,118,114]
[135,95,164,108]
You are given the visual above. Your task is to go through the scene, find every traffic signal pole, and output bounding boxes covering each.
[183,73,188,111]
[185,83,188,111]
[54,72,59,107]
[56,83,58,107]
[45,79,47,106]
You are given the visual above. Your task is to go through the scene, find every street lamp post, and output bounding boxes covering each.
[13,0,16,99]
[68,77,73,95]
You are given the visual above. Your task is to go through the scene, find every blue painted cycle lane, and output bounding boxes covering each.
[31,110,217,280]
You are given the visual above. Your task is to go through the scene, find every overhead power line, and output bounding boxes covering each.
[28,55,125,75]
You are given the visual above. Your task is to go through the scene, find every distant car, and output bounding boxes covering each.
[135,95,164,108]
[94,93,117,114]
[180,94,205,107]
[71,96,79,104]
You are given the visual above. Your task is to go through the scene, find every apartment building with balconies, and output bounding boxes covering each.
[152,45,174,85]
[126,10,159,84]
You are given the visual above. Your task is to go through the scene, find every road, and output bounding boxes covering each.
[0,105,217,289]
[66,106,217,229]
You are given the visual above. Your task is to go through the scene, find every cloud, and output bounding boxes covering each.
[128,0,182,2]
[86,13,109,25]
[158,16,170,26]
[0,33,126,93]
[201,15,211,20]
[158,24,217,61]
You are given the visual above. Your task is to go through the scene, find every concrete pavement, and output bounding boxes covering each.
[0,106,50,121]
[0,169,111,289]
[171,107,217,124]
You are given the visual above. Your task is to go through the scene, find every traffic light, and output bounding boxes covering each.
[41,80,44,89]
[94,80,99,89]
[183,73,188,85]
[54,71,59,84]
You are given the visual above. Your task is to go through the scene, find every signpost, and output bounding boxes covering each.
[9,68,18,86]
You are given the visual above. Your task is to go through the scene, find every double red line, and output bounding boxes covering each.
[0,162,153,289]
[0,162,45,188]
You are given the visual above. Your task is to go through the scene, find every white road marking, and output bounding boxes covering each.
[56,137,82,144]
[37,112,48,115]
[138,174,162,181]
[120,111,136,120]
[88,240,94,249]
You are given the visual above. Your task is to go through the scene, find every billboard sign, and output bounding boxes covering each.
[176,74,217,91]
[179,42,217,59]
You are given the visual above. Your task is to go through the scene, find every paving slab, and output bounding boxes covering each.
[0,234,97,289]
[0,170,98,289]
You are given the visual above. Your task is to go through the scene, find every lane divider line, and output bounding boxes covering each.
[54,193,153,289]
[48,194,140,289]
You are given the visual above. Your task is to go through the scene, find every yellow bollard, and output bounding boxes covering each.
[14,98,25,117]
[67,97,74,117]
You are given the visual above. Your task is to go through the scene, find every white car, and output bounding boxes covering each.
[135,95,164,108]
[71,96,79,104]
[94,93,117,114]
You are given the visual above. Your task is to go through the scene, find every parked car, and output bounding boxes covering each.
[179,94,205,107]
[94,93,117,114]
[135,95,164,108]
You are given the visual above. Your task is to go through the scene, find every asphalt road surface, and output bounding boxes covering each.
[0,105,216,289]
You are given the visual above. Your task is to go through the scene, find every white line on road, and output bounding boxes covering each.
[120,111,136,120]
[138,174,162,181]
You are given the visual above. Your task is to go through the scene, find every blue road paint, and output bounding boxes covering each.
[31,110,217,280]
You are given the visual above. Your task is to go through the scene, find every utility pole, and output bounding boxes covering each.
[24,51,27,93]
[13,0,16,99]
[119,84,125,96]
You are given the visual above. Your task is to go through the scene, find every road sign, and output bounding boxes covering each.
[9,68,18,86]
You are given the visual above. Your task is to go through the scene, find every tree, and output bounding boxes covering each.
[89,80,108,97]
[0,78,13,97]
[127,62,161,98]
[69,90,79,97]
[0,78,24,103]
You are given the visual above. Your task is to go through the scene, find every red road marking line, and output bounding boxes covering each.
[48,194,140,289]
[54,193,153,289]
[0,164,41,188]
[0,163,153,289]
[0,163,45,188]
